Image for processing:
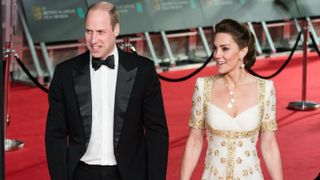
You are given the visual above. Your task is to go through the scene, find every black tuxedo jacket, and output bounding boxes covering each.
[45,49,169,180]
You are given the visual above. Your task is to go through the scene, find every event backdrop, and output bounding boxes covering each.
[21,0,87,43]
[21,0,320,43]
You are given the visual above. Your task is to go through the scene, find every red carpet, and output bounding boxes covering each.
[5,52,320,180]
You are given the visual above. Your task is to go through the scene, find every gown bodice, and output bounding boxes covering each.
[189,76,278,180]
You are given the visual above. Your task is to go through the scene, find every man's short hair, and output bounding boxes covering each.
[85,1,119,30]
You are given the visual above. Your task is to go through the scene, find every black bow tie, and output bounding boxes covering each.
[92,55,115,70]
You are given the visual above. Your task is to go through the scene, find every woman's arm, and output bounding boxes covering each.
[260,131,283,180]
[180,128,204,180]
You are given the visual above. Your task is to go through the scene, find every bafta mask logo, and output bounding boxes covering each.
[32,6,42,20]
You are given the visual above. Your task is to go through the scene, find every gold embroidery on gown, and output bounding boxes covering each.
[189,76,277,180]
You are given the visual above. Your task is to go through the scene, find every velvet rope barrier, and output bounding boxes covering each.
[247,31,303,79]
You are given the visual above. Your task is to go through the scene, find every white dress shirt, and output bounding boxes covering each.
[80,46,119,165]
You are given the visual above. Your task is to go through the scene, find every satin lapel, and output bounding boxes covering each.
[72,52,92,147]
[114,51,137,149]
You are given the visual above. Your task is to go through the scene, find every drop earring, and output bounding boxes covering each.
[239,58,245,68]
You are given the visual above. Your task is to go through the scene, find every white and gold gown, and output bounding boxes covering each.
[189,76,277,180]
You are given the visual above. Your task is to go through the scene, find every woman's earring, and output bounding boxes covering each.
[239,58,245,68]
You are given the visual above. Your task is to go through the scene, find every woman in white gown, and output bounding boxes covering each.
[180,19,283,180]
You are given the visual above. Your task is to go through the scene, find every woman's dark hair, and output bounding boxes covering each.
[214,19,256,69]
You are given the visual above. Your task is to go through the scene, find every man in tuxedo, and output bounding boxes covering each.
[45,2,168,180]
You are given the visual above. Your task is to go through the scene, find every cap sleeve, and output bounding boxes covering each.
[260,80,278,132]
[189,78,205,129]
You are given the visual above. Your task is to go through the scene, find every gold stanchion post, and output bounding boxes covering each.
[3,42,24,151]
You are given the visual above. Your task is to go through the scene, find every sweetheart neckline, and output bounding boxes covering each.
[208,103,259,119]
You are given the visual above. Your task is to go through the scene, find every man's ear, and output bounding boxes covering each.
[113,23,120,37]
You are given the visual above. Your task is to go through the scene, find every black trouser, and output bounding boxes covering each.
[73,161,121,180]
